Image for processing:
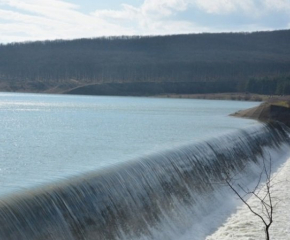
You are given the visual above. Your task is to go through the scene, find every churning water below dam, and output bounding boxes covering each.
[0,93,289,240]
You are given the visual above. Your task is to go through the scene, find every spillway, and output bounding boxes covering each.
[0,122,289,240]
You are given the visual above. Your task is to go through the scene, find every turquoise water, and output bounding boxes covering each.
[0,93,259,196]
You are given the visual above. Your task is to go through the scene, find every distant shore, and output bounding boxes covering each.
[155,93,290,127]
[154,93,271,101]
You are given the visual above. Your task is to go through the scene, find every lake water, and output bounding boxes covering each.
[0,93,259,196]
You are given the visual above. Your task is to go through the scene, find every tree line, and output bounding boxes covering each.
[245,76,290,95]
[0,30,289,94]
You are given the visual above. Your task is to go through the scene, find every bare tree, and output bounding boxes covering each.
[225,157,276,240]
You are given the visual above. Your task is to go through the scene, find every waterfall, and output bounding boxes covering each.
[0,122,289,240]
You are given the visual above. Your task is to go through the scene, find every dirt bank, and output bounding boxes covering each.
[231,96,290,126]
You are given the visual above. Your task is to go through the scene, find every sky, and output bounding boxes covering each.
[0,0,290,43]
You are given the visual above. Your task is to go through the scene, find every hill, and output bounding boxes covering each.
[0,30,290,95]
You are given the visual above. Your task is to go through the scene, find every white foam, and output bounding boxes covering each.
[206,154,290,240]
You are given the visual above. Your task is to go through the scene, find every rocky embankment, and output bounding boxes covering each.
[231,97,290,126]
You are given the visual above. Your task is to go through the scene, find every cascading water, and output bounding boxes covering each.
[0,122,289,240]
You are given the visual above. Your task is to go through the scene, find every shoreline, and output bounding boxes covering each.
[153,93,271,101]
[230,96,290,127]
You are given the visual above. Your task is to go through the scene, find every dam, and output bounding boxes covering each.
[0,122,289,240]
[0,93,289,239]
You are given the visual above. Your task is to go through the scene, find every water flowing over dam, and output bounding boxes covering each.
[0,122,289,240]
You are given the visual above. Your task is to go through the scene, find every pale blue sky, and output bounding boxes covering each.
[0,0,289,43]
[68,0,144,11]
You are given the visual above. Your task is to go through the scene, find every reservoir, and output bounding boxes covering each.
[1,93,289,240]
[0,93,258,196]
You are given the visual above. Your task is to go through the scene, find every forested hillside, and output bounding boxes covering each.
[0,30,290,95]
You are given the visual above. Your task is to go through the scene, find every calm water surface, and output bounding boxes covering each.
[0,93,259,196]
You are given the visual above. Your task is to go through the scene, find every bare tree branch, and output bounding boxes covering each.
[225,156,275,240]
